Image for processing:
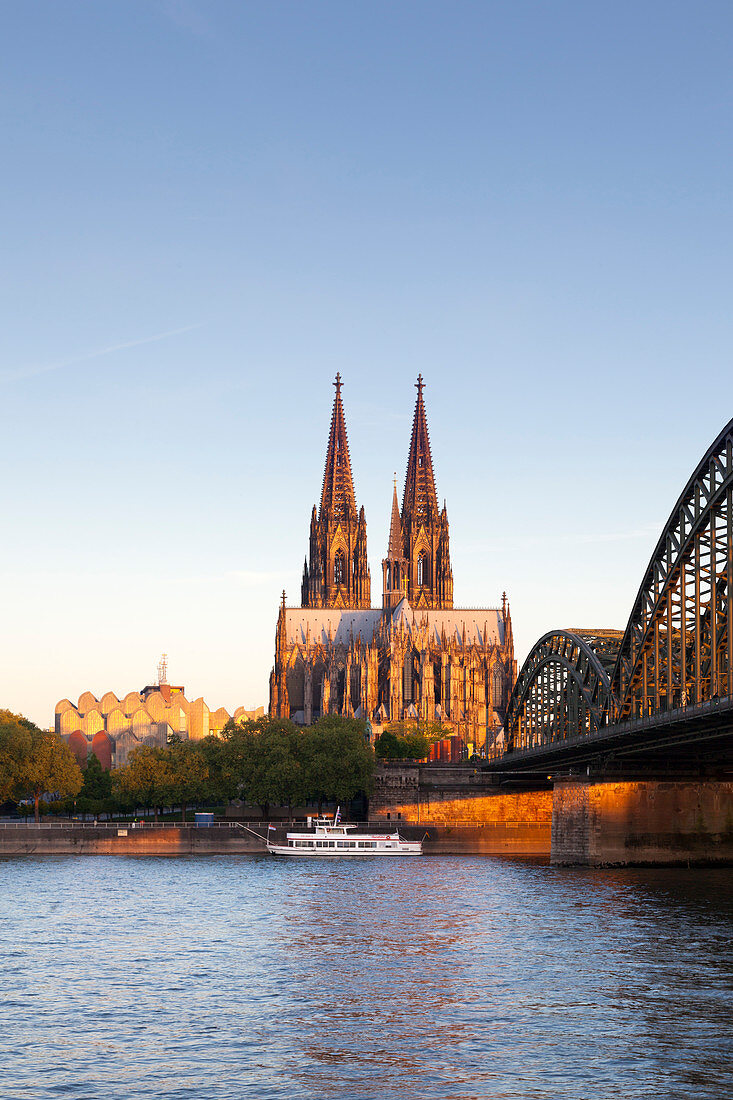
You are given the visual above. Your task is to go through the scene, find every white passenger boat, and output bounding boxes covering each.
[266,812,423,857]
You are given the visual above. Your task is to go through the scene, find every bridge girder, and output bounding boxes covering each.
[505,631,618,751]
[612,418,733,720]
[503,417,733,767]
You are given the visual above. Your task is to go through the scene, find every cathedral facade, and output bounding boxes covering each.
[269,376,516,752]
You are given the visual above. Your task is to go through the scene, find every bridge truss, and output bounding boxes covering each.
[612,418,733,720]
[504,630,620,752]
[504,417,733,756]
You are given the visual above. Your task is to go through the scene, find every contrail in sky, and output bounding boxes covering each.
[1,324,202,383]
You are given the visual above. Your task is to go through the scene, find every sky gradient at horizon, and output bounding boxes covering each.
[2,1,732,726]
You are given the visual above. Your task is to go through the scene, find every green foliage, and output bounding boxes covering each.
[375,729,430,759]
[384,719,445,742]
[164,737,209,820]
[110,715,375,820]
[212,714,374,815]
[375,718,447,760]
[81,753,112,799]
[8,725,84,823]
[374,730,401,759]
[113,745,171,819]
[0,709,35,803]
[76,753,115,817]
[307,716,374,806]
[217,716,304,815]
[113,738,210,820]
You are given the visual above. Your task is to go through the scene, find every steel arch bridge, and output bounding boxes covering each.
[504,416,733,759]
[504,630,621,752]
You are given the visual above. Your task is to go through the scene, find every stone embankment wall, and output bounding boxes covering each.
[552,780,733,866]
[374,763,733,865]
[371,761,552,855]
[0,824,269,857]
[0,822,549,858]
[4,779,730,863]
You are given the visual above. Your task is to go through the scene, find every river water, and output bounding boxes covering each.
[0,856,730,1099]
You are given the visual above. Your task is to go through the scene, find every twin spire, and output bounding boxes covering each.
[319,373,357,522]
[302,375,453,611]
[402,374,438,522]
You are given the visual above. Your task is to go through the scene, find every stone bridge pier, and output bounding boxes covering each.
[372,763,733,865]
[551,778,733,866]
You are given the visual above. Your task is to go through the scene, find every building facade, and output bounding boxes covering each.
[56,674,264,769]
[270,376,516,752]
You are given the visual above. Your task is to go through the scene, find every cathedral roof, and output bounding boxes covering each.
[319,373,357,522]
[284,608,383,647]
[389,598,504,646]
[282,601,504,648]
[402,374,438,522]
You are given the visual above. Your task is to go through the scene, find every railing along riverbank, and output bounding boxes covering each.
[0,817,553,858]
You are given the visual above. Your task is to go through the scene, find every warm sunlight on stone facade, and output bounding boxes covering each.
[270,377,516,751]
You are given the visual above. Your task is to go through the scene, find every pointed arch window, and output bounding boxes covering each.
[334,550,346,586]
[492,666,503,705]
[417,551,429,587]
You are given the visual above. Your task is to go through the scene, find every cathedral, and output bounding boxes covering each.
[269,376,516,752]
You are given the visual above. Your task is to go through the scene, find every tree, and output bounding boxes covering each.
[240,720,306,817]
[164,737,209,822]
[114,745,171,821]
[0,710,34,804]
[216,716,305,817]
[198,734,227,803]
[307,716,375,807]
[76,752,113,818]
[374,730,403,759]
[208,715,374,819]
[376,718,444,760]
[16,729,83,823]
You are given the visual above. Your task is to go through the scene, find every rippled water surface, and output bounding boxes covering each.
[1,856,730,1099]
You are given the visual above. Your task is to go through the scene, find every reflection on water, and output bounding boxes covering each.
[0,857,730,1099]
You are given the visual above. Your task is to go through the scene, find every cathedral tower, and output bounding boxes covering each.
[301,375,371,609]
[400,375,453,609]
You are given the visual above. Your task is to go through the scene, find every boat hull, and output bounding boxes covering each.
[267,843,422,857]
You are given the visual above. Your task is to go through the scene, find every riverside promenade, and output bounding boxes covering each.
[0,819,551,858]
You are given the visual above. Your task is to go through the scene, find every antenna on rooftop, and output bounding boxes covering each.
[157,653,168,685]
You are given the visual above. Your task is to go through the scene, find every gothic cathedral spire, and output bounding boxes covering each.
[400,375,453,609]
[301,375,371,609]
[319,372,357,522]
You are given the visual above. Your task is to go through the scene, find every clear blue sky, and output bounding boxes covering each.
[2,1,732,727]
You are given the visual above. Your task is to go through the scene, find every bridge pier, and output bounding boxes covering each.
[551,779,733,866]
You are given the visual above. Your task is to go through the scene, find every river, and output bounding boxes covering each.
[0,856,730,1099]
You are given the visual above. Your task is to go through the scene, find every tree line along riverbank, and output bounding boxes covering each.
[1,710,377,824]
